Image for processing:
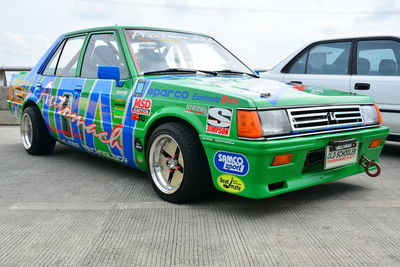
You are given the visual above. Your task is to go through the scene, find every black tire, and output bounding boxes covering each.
[21,106,56,155]
[146,122,212,203]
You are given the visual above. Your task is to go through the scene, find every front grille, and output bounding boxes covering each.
[287,105,363,132]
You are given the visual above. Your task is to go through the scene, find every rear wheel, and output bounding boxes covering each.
[21,106,56,155]
[147,122,212,203]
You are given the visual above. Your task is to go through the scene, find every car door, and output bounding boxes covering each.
[281,41,352,92]
[350,38,400,135]
[40,35,86,146]
[79,32,132,163]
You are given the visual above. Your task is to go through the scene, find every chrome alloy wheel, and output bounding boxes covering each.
[21,113,33,150]
[149,134,185,194]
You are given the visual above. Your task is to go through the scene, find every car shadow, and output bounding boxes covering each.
[382,141,400,157]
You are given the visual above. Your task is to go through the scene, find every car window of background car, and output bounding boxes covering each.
[306,42,351,75]
[43,41,65,76]
[55,36,85,77]
[125,30,252,75]
[81,33,129,79]
[288,52,307,74]
[357,40,400,76]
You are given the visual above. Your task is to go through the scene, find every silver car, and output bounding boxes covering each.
[263,36,400,141]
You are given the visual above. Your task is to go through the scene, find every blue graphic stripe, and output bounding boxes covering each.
[98,80,122,156]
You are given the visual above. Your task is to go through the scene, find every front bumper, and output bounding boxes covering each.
[201,126,389,199]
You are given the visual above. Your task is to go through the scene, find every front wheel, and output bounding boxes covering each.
[147,122,212,203]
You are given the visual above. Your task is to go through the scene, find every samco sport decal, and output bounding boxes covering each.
[206,107,232,136]
[214,151,249,176]
[217,174,245,193]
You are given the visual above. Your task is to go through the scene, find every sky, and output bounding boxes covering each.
[1,0,400,70]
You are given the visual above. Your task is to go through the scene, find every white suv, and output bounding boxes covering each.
[263,37,400,141]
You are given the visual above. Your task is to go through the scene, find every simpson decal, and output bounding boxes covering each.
[132,98,152,115]
[217,174,245,193]
[214,151,249,176]
[206,107,232,136]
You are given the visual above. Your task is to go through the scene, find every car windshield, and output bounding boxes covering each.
[124,29,254,76]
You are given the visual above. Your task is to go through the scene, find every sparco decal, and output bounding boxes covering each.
[147,88,189,99]
[214,151,249,176]
[206,107,232,136]
[132,98,152,115]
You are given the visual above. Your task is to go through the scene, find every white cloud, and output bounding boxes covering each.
[1,0,400,68]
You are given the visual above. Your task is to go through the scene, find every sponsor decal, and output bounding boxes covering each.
[132,98,152,115]
[220,96,238,104]
[134,79,146,97]
[147,88,189,99]
[214,151,249,176]
[131,113,147,121]
[201,136,235,145]
[39,94,123,150]
[206,107,232,136]
[192,93,221,103]
[217,174,245,193]
[134,138,143,152]
[185,104,207,115]
[137,155,144,163]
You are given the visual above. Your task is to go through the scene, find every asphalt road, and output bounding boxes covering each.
[0,126,399,266]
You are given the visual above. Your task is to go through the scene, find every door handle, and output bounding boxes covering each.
[291,81,302,84]
[73,85,82,98]
[36,82,42,88]
[354,83,370,90]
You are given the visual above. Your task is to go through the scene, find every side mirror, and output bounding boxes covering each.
[97,66,123,87]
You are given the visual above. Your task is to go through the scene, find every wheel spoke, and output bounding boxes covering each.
[174,146,180,158]
[161,149,171,159]
[176,165,184,174]
[167,169,175,183]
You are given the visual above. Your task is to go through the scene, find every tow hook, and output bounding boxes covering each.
[359,155,381,177]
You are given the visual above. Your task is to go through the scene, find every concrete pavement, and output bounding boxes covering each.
[0,126,399,266]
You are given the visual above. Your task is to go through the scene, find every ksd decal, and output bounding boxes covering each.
[132,98,152,115]
[217,174,245,193]
[214,151,249,176]
[206,107,232,136]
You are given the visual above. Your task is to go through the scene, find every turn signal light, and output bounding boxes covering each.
[374,104,383,124]
[369,139,382,148]
[237,110,262,138]
[272,153,294,166]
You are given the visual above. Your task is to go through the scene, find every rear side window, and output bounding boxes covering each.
[81,33,129,79]
[43,42,64,76]
[289,42,351,75]
[55,36,85,77]
[357,40,400,76]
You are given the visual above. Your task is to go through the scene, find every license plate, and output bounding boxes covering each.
[325,139,358,170]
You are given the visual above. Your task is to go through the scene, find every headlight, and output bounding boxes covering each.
[360,105,380,125]
[258,110,291,136]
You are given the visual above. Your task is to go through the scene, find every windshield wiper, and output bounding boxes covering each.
[215,69,258,78]
[143,68,217,76]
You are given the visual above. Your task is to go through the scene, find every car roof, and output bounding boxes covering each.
[66,26,211,38]
[307,35,400,44]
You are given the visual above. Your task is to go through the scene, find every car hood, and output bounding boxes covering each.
[145,75,374,108]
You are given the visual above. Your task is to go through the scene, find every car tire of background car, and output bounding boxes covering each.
[21,106,56,155]
[147,122,212,203]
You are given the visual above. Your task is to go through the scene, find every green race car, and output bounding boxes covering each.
[7,26,389,203]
